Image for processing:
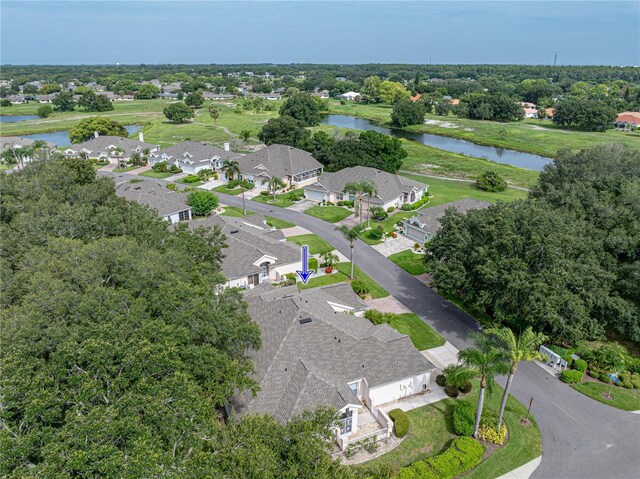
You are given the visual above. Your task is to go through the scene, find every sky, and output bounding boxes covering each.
[1,1,638,65]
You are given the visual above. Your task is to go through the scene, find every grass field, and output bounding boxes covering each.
[360,380,542,478]
[571,382,640,411]
[298,262,389,299]
[388,250,428,275]
[212,184,245,196]
[219,206,255,217]
[286,234,333,255]
[265,216,295,229]
[138,170,174,179]
[304,205,352,223]
[387,313,445,350]
[252,188,303,208]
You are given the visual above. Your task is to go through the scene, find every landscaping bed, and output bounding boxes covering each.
[252,188,304,208]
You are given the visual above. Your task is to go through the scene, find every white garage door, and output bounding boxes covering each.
[305,189,325,201]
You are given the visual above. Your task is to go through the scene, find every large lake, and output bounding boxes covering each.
[321,114,551,171]
[0,115,39,123]
[22,125,142,147]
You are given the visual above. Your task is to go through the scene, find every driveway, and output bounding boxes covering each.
[98,171,640,479]
[371,237,416,257]
[286,198,317,212]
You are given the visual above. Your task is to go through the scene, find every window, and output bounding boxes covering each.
[339,408,353,435]
[348,381,359,397]
[178,210,190,222]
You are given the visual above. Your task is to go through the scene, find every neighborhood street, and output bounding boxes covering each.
[103,172,640,478]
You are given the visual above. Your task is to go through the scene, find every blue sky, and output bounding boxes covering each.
[1,1,638,65]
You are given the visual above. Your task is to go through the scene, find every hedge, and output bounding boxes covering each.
[560,370,584,383]
[573,359,588,372]
[453,400,475,436]
[394,437,485,479]
[388,408,409,438]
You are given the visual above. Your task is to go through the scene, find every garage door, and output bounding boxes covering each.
[305,189,325,201]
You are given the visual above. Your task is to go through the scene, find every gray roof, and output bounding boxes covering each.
[64,136,157,158]
[306,166,427,203]
[115,180,191,217]
[233,285,435,422]
[148,140,239,166]
[0,136,57,152]
[237,144,322,179]
[403,198,492,235]
[185,214,299,280]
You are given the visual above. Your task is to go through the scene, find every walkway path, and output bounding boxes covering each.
[99,171,640,479]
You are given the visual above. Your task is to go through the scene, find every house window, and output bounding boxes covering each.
[348,381,359,397]
[178,210,190,221]
[339,409,353,435]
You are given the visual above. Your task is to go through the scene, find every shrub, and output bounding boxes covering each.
[627,358,640,374]
[169,164,182,173]
[401,203,413,211]
[435,374,446,387]
[453,400,475,436]
[573,359,588,372]
[364,309,392,325]
[368,228,384,241]
[343,200,354,207]
[444,385,459,398]
[37,105,53,118]
[388,408,409,438]
[152,161,168,172]
[187,190,219,216]
[476,171,508,192]
[351,280,370,298]
[459,381,472,394]
[387,206,395,213]
[370,206,388,221]
[560,370,583,383]
[0,99,11,107]
[599,372,612,383]
[477,424,507,445]
[631,373,640,389]
[308,257,318,272]
[197,168,214,178]
[260,190,270,196]
[426,437,484,478]
[182,175,201,184]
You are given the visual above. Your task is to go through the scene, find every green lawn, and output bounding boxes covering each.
[286,234,334,255]
[388,250,428,275]
[360,380,542,478]
[265,216,295,229]
[138,170,175,179]
[176,177,204,186]
[298,262,388,299]
[213,184,246,196]
[571,381,640,412]
[252,189,304,208]
[219,206,255,217]
[113,165,139,172]
[304,205,352,223]
[388,313,445,350]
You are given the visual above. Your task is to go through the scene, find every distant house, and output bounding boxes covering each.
[0,136,57,164]
[402,198,491,243]
[38,94,57,103]
[335,76,347,82]
[545,107,555,119]
[162,82,182,93]
[450,98,460,106]
[232,283,436,451]
[234,144,323,189]
[337,91,360,101]
[6,95,26,104]
[147,140,240,175]
[185,214,300,288]
[312,90,330,99]
[304,166,427,211]
[157,92,178,99]
[115,179,193,224]
[614,111,640,129]
[202,92,236,100]
[63,134,158,163]
[523,107,538,119]
[409,93,422,102]
[251,92,282,101]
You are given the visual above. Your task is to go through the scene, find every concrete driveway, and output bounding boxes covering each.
[286,198,318,212]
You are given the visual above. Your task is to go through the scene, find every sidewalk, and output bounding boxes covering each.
[496,456,542,479]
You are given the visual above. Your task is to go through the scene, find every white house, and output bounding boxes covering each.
[337,91,361,101]
[147,140,240,175]
[63,134,158,163]
[115,180,193,224]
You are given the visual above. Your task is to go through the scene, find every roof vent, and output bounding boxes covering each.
[134,187,141,190]
[299,318,312,325]
[229,230,239,234]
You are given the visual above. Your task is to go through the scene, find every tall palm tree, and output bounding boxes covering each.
[362,180,377,228]
[486,326,547,429]
[268,176,285,201]
[221,159,246,215]
[458,334,510,438]
[343,180,367,224]
[335,224,365,280]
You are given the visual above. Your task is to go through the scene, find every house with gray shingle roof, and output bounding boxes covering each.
[234,144,323,190]
[115,179,193,224]
[402,198,491,243]
[232,284,435,450]
[147,140,241,175]
[63,134,158,163]
[304,166,428,210]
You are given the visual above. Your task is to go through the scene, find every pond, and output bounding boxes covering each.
[0,115,39,123]
[21,125,142,147]
[321,114,551,171]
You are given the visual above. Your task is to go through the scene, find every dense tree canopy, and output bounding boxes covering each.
[0,161,353,479]
[457,93,524,122]
[278,92,322,126]
[258,115,312,150]
[52,91,76,111]
[391,99,426,127]
[426,145,640,344]
[163,102,194,123]
[68,116,128,143]
[135,83,160,99]
[552,97,617,132]
[78,91,114,112]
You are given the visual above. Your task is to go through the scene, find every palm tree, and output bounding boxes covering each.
[335,224,365,280]
[209,105,220,127]
[362,180,377,228]
[486,326,546,429]
[268,176,284,201]
[321,251,339,268]
[221,159,246,215]
[343,180,368,224]
[130,151,143,167]
[443,364,478,392]
[458,334,510,438]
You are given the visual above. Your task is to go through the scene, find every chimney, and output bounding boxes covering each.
[138,132,144,142]
[94,131,99,139]
[223,142,230,152]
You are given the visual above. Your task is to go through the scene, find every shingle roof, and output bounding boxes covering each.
[149,140,240,166]
[115,180,191,217]
[233,285,435,422]
[404,198,492,235]
[0,136,57,152]
[236,144,322,179]
[65,136,156,157]
[306,166,426,203]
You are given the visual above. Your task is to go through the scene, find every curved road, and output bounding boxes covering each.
[106,172,640,478]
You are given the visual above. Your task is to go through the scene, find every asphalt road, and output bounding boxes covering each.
[105,172,640,478]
